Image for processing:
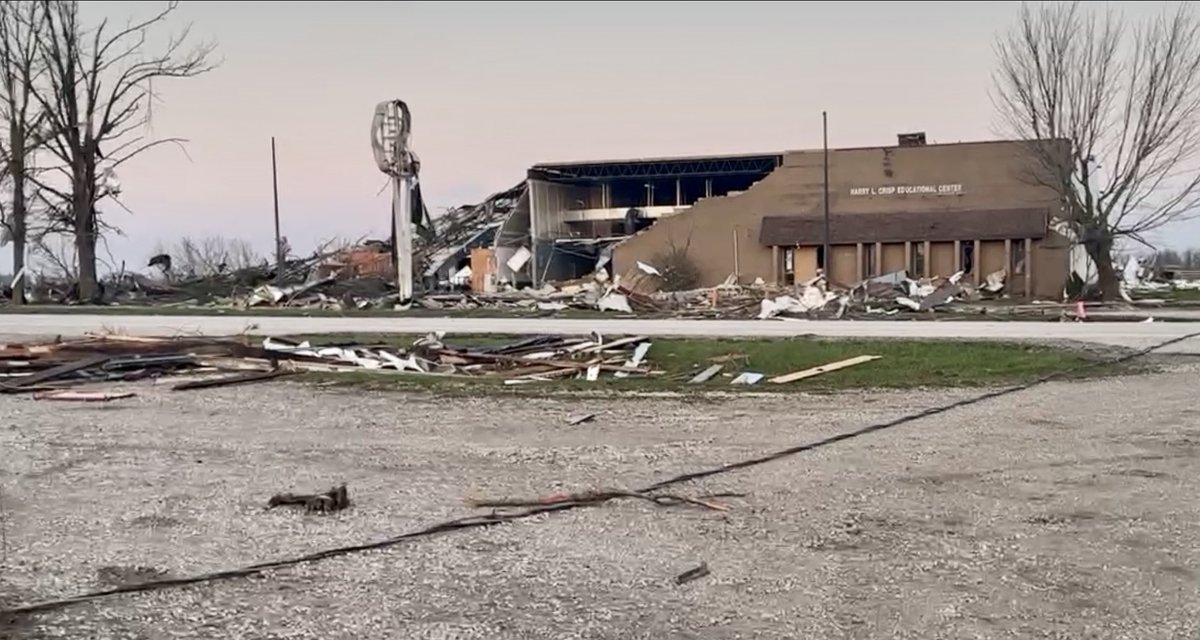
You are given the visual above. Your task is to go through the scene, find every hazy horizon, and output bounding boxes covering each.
[2,0,1192,275]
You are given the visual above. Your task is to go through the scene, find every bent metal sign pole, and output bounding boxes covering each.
[371,100,418,303]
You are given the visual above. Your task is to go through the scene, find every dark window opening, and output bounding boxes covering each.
[816,245,826,272]
[911,242,926,276]
[604,173,764,210]
[862,245,877,278]
[961,243,975,274]
[608,180,646,208]
[1011,240,1027,275]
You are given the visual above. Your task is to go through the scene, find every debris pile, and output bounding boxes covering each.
[0,332,661,396]
[0,334,292,395]
[407,264,1018,320]
[418,182,527,290]
[6,242,404,311]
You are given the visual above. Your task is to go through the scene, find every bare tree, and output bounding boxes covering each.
[29,231,75,279]
[650,235,701,291]
[993,1,1200,299]
[152,234,262,278]
[30,0,215,302]
[0,0,46,305]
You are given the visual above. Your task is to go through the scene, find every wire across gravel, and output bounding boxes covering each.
[2,368,1199,639]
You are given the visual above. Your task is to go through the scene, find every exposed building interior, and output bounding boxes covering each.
[523,154,782,285]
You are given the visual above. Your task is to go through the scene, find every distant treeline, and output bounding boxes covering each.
[1152,249,1200,269]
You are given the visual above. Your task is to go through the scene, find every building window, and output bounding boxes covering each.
[1011,240,1027,275]
[783,247,796,285]
[910,242,926,276]
[862,245,876,278]
[816,245,826,272]
[961,242,975,274]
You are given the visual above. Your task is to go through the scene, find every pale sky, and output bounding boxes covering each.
[16,0,1183,272]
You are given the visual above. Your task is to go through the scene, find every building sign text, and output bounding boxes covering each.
[849,184,963,196]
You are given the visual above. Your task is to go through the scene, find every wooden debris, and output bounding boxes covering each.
[33,390,136,402]
[267,484,350,514]
[768,355,882,384]
[0,333,658,393]
[173,370,295,391]
[674,562,710,585]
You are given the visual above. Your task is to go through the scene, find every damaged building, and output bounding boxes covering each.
[419,153,782,292]
[425,133,1073,299]
[610,135,1071,299]
[523,153,782,285]
[418,182,529,290]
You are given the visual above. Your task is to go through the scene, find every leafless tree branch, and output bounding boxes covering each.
[993,1,1200,299]
[29,0,217,302]
[153,235,263,279]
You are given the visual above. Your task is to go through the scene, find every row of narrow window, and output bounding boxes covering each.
[783,241,1028,283]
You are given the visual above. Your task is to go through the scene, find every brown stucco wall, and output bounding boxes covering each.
[828,245,858,287]
[611,139,1069,297]
[979,240,1007,277]
[796,247,819,281]
[1031,231,1072,299]
[881,243,905,273]
[930,242,955,278]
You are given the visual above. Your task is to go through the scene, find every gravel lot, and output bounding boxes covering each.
[2,366,1199,639]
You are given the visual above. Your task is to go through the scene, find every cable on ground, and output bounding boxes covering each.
[5,329,1199,617]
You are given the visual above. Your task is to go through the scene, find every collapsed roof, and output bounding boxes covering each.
[418,181,529,282]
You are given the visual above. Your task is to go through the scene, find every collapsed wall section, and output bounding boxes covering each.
[611,154,824,287]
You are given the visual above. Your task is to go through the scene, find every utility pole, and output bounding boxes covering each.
[822,112,831,273]
[271,137,284,286]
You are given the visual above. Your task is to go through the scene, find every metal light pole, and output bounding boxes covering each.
[371,100,418,302]
[822,112,831,273]
[271,137,284,286]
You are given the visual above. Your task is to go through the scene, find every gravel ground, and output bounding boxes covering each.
[1,366,1199,639]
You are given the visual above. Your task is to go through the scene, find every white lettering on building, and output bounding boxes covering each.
[849,184,963,196]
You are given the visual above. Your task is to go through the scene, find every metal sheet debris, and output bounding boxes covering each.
[730,372,765,385]
[688,364,724,384]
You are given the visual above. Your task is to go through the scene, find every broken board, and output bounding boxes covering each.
[768,355,882,385]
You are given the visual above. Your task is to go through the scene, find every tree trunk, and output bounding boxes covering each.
[74,157,99,303]
[7,120,26,305]
[1086,235,1123,301]
[10,168,26,306]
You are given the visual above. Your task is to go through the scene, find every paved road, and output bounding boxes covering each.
[2,313,1200,353]
[1089,308,1200,321]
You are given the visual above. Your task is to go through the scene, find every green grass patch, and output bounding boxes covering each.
[1154,288,1200,303]
[288,334,1125,396]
